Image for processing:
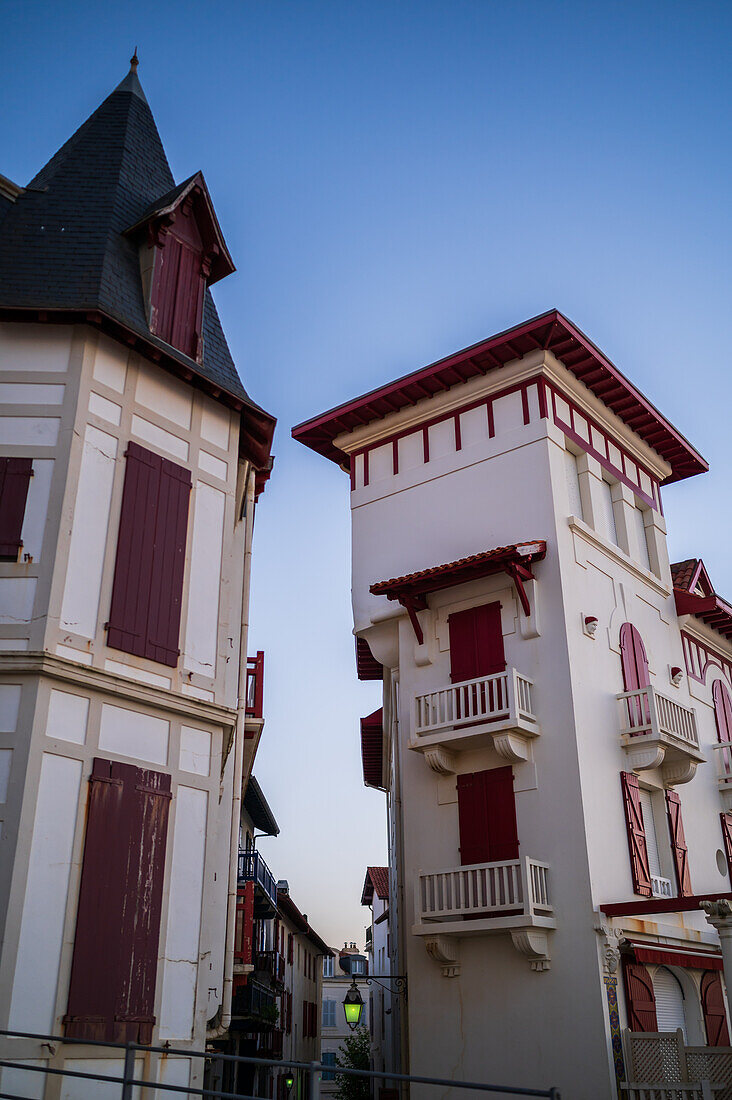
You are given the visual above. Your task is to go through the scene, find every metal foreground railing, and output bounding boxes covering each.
[0,1028,561,1100]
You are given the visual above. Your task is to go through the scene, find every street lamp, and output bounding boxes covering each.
[342,980,365,1030]
[284,1073,295,1092]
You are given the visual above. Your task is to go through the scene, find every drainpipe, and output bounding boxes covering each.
[210,466,255,1038]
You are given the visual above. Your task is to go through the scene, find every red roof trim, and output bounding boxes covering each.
[356,636,383,681]
[291,310,707,484]
[370,541,546,602]
[601,892,732,917]
[361,866,389,906]
[675,590,732,641]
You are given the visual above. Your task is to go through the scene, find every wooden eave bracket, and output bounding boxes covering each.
[398,595,427,645]
[505,562,534,618]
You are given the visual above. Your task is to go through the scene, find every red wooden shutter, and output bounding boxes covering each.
[620,772,652,897]
[65,758,172,1043]
[620,623,651,691]
[721,813,732,886]
[448,602,505,683]
[665,790,692,897]
[302,1000,308,1036]
[622,957,658,1032]
[713,681,732,742]
[107,443,191,667]
[0,457,33,560]
[457,766,518,865]
[701,971,731,1046]
[288,933,294,964]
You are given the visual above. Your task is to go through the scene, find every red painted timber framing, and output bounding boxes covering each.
[600,891,732,918]
[291,309,707,484]
[370,541,546,602]
[676,589,732,642]
[681,630,732,686]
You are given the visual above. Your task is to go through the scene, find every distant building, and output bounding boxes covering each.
[294,310,732,1096]
[361,867,395,1079]
[0,57,274,1096]
[320,945,370,1097]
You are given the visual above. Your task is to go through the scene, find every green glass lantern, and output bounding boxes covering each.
[285,1074,295,1091]
[343,981,364,1030]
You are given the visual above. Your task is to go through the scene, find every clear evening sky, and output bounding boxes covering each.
[2,1,730,950]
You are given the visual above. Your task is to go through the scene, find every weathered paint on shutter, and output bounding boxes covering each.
[156,236,183,343]
[620,772,652,897]
[622,958,658,1032]
[65,758,171,1044]
[448,602,505,683]
[457,767,518,865]
[721,813,732,886]
[107,442,191,668]
[0,457,33,559]
[665,790,692,897]
[701,971,731,1045]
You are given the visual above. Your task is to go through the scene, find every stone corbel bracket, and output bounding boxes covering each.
[424,934,460,978]
[510,928,551,972]
[423,745,458,775]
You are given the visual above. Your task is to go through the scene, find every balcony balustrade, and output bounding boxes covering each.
[231,978,277,1028]
[413,856,555,973]
[254,949,286,987]
[238,849,278,915]
[412,668,540,771]
[650,874,674,900]
[617,685,704,785]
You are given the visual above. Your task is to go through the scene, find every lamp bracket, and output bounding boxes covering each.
[364,974,407,996]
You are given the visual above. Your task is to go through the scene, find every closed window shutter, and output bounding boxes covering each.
[665,790,692,897]
[65,758,172,1043]
[448,602,505,683]
[720,813,732,886]
[701,971,731,1046]
[622,958,658,1032]
[107,443,191,667]
[0,457,33,560]
[652,967,686,1037]
[621,772,652,897]
[457,766,518,865]
[620,623,651,691]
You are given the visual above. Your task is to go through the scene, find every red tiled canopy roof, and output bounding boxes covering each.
[292,310,707,484]
[370,541,546,602]
[672,558,732,642]
[361,866,389,906]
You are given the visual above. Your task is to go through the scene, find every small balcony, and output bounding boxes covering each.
[412,668,540,771]
[259,1027,284,1059]
[231,978,277,1030]
[617,686,704,785]
[711,742,732,811]
[238,849,278,916]
[413,857,556,973]
[254,949,286,988]
[245,651,265,736]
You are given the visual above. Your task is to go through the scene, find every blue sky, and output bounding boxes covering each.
[2,0,730,948]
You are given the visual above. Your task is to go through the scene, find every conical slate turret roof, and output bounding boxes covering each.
[0,63,268,431]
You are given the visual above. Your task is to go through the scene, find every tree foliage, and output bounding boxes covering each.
[333,1026,370,1100]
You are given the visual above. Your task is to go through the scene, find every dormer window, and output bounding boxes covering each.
[125,171,235,363]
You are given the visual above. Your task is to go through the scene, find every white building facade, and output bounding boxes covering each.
[0,61,275,1097]
[294,310,732,1097]
[361,867,396,1083]
[321,947,370,1098]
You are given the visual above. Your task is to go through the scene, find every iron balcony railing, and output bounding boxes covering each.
[238,849,277,907]
[232,977,277,1021]
[255,949,286,985]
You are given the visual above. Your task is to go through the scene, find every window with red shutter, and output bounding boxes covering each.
[288,932,293,965]
[107,442,191,667]
[302,999,308,1036]
[721,813,732,886]
[153,209,206,361]
[713,682,732,783]
[0,457,33,561]
[701,971,731,1045]
[448,602,505,683]
[457,766,518,866]
[622,958,658,1032]
[620,772,652,897]
[64,758,172,1043]
[665,790,692,897]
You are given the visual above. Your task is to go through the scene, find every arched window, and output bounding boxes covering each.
[652,967,687,1038]
[620,623,651,729]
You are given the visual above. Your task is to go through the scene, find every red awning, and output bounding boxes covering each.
[361,708,384,790]
[627,939,722,971]
[370,541,546,603]
[356,636,383,681]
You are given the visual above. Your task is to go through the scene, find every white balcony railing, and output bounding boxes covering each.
[617,686,700,752]
[416,856,552,924]
[651,874,674,900]
[414,668,537,737]
[712,741,732,784]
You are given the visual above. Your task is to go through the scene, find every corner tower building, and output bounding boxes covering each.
[294,312,732,1096]
[0,61,275,1092]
